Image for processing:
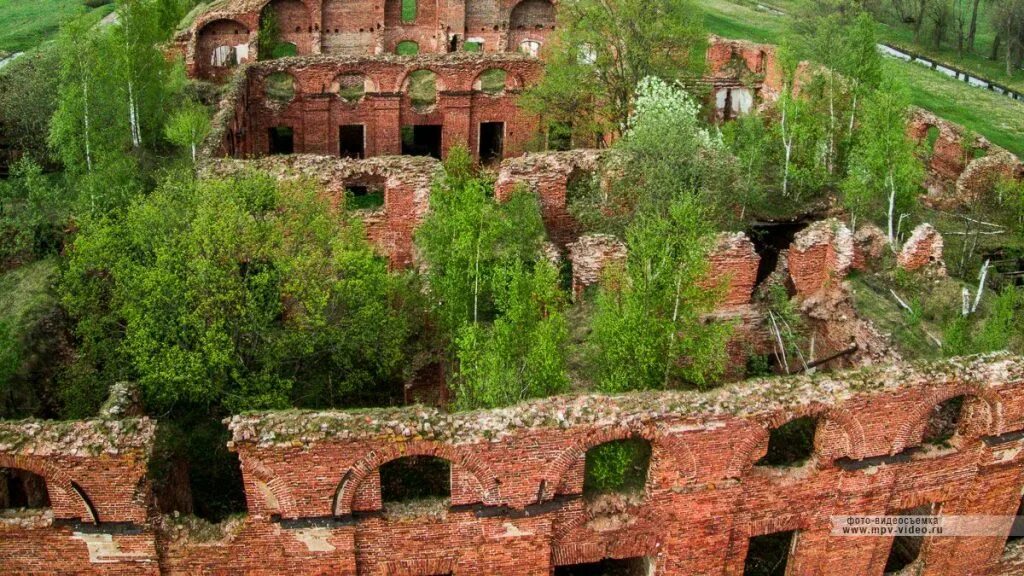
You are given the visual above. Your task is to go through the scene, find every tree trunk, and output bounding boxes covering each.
[967,0,981,50]
[991,34,1002,61]
[915,0,928,42]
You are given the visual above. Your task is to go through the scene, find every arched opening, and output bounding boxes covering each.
[396,40,420,55]
[197,19,251,76]
[583,438,651,499]
[519,39,541,57]
[259,0,311,59]
[379,456,451,515]
[265,72,297,102]
[404,69,439,110]
[330,73,370,102]
[1,467,50,515]
[756,416,817,467]
[921,395,966,448]
[509,0,555,50]
[474,68,507,95]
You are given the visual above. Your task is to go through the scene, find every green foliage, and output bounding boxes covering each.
[396,40,419,55]
[0,47,61,162]
[164,103,211,163]
[407,69,437,107]
[0,158,68,267]
[720,114,771,219]
[842,76,923,240]
[59,171,413,413]
[416,148,569,409]
[401,0,417,23]
[570,78,738,234]
[587,196,732,392]
[583,439,652,495]
[520,0,707,139]
[453,259,570,410]
[258,6,282,60]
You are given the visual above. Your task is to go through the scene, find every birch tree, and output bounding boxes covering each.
[842,76,924,242]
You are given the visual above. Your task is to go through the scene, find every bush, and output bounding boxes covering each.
[583,439,652,495]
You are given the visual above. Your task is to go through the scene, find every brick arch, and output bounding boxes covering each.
[243,458,297,518]
[725,403,868,475]
[538,425,678,502]
[333,441,500,515]
[398,67,448,93]
[891,384,1003,454]
[0,454,93,522]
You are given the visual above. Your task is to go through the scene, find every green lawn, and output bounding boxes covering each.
[699,0,1024,157]
[0,0,115,53]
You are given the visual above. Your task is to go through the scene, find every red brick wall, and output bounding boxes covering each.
[228,54,541,162]
[5,358,1024,574]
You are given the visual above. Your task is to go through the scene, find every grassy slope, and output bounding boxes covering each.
[0,0,115,53]
[699,0,1024,157]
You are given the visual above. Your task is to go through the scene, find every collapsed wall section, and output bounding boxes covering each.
[0,417,159,574]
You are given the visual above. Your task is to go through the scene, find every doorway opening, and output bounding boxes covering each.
[479,122,505,163]
[268,126,294,154]
[401,125,442,159]
[339,125,365,158]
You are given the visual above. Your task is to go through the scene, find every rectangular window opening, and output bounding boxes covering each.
[346,184,384,211]
[401,0,417,23]
[554,556,653,576]
[401,125,442,159]
[1005,497,1024,548]
[339,125,365,159]
[743,530,796,576]
[883,504,936,574]
[479,122,504,163]
[268,126,294,155]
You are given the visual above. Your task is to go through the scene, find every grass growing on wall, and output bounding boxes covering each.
[0,0,115,52]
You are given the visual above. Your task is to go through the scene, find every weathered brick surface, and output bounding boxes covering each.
[788,219,854,300]
[210,53,542,162]
[706,232,761,309]
[178,0,558,80]
[5,356,1024,574]
[898,223,946,274]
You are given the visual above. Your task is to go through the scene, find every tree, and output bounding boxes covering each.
[415,148,570,409]
[453,259,570,409]
[569,77,738,232]
[842,76,924,242]
[0,158,67,267]
[586,195,732,392]
[519,0,706,141]
[164,103,211,163]
[991,0,1024,75]
[59,171,413,413]
[0,47,61,164]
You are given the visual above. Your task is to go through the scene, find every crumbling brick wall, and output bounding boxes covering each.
[898,223,945,274]
[178,0,557,80]
[6,356,1024,574]
[0,418,159,574]
[494,150,605,246]
[788,219,854,300]
[203,154,439,267]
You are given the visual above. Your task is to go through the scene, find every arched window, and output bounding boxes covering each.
[756,416,817,467]
[1,468,50,512]
[405,69,438,110]
[474,68,507,95]
[582,438,651,498]
[396,40,420,55]
[379,456,450,504]
[922,396,965,448]
[265,72,297,102]
[330,73,370,102]
[519,39,541,57]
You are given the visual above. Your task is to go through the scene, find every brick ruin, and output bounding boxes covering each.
[906,108,1024,209]
[4,356,1024,574]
